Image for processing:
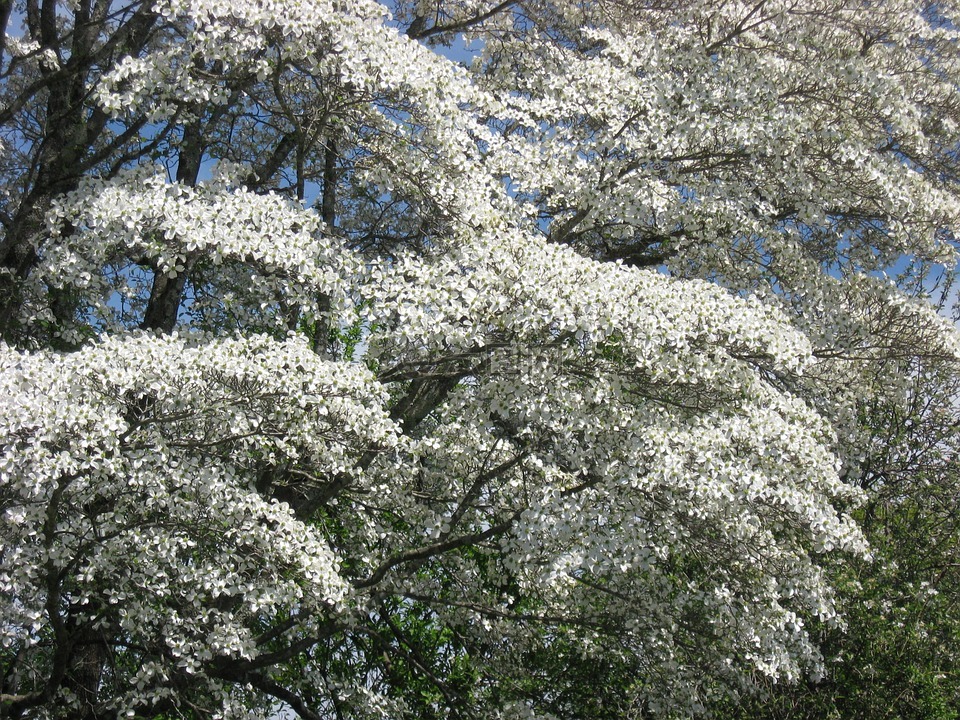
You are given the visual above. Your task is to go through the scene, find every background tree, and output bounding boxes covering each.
[1,0,958,718]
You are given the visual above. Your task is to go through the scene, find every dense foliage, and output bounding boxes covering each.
[1,0,958,717]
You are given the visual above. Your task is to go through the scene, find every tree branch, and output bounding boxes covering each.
[354,510,523,589]
[407,0,519,40]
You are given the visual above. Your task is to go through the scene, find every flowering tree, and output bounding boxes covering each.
[1,0,959,718]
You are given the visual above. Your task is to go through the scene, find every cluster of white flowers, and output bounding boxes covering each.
[93,0,502,229]
[0,332,397,712]
[368,229,814,376]
[352,225,872,710]
[478,0,960,281]
[28,168,356,337]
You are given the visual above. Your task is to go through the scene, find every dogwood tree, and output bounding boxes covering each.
[1,0,958,718]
